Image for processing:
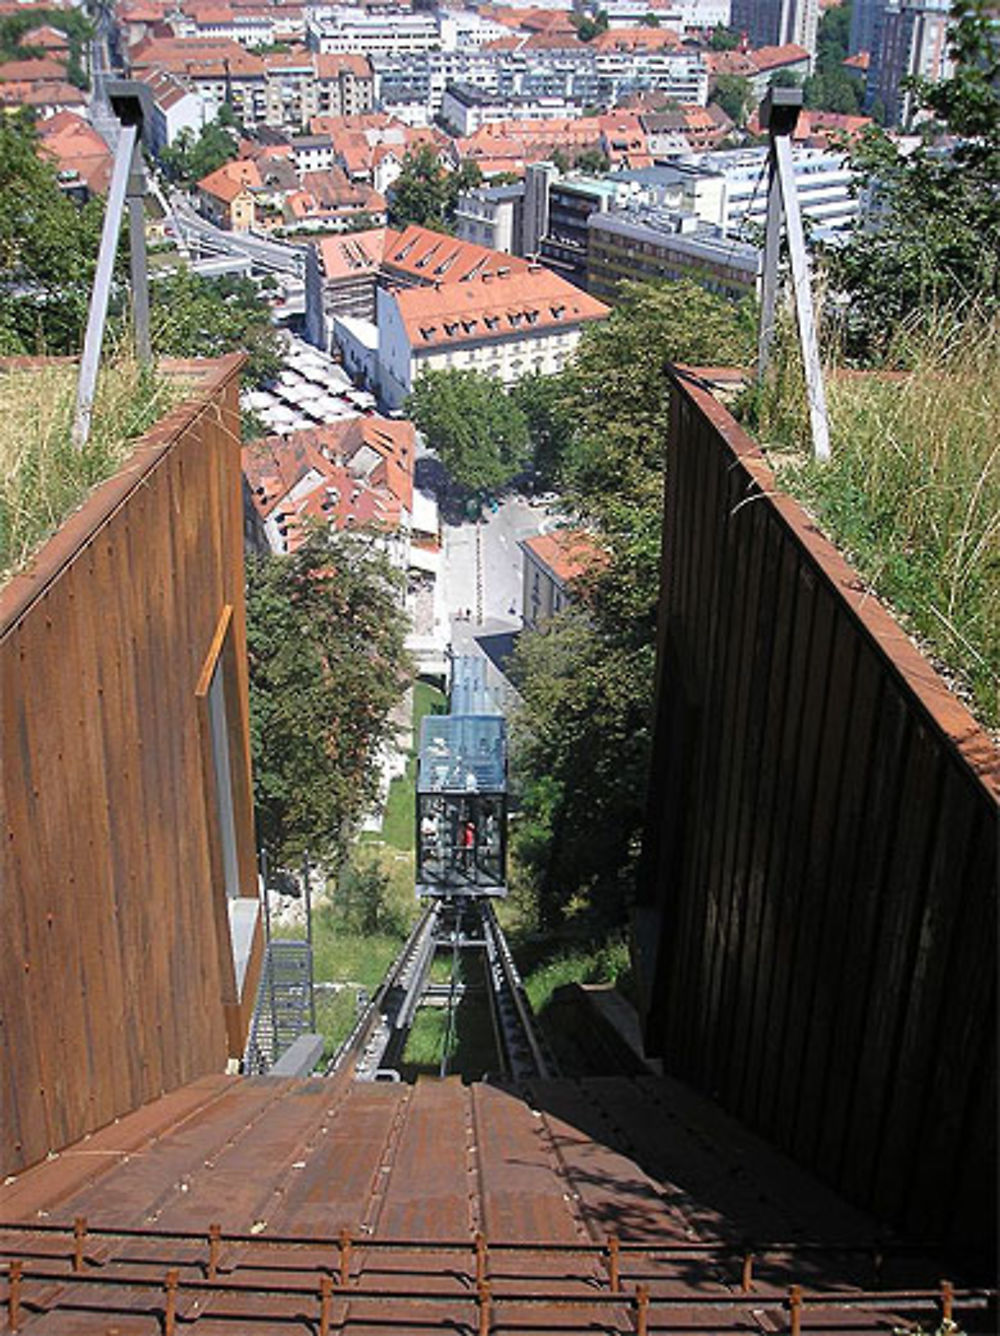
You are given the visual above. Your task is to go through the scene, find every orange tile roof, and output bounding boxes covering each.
[522,528,604,586]
[394,267,608,350]
[703,49,756,77]
[37,111,112,192]
[0,56,66,81]
[22,24,70,48]
[243,416,415,539]
[750,42,810,70]
[843,50,870,70]
[197,157,261,202]
[315,51,371,79]
[318,227,388,280]
[383,223,531,286]
[592,26,680,51]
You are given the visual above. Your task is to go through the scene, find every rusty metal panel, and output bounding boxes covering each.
[0,1073,992,1331]
[0,356,260,1179]
[638,368,998,1261]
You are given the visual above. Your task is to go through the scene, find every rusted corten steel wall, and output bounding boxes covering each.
[0,355,261,1179]
[637,368,998,1260]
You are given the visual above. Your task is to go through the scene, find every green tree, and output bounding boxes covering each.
[802,0,862,114]
[148,270,282,386]
[0,112,104,354]
[158,120,239,188]
[510,281,756,928]
[406,368,530,494]
[246,528,410,866]
[510,371,576,490]
[640,12,660,26]
[573,147,611,174]
[709,24,740,51]
[0,7,92,87]
[710,74,755,126]
[824,0,1000,358]
[389,146,480,230]
[388,143,449,229]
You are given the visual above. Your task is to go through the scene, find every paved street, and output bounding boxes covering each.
[443,496,557,631]
[441,496,560,704]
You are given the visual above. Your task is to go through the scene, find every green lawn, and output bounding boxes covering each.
[364,680,446,851]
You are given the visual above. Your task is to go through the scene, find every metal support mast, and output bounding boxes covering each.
[73,81,153,448]
[756,87,831,464]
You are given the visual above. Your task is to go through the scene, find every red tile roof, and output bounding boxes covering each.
[592,26,681,51]
[36,111,112,193]
[383,223,531,287]
[242,415,415,549]
[318,227,388,280]
[197,158,261,202]
[0,55,66,81]
[394,267,608,350]
[522,527,603,586]
[750,42,810,70]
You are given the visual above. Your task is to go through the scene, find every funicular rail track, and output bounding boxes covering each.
[333,895,555,1083]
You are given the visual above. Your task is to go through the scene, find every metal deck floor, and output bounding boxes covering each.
[0,1072,988,1333]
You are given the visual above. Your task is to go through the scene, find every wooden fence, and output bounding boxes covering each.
[0,356,261,1178]
[637,368,998,1260]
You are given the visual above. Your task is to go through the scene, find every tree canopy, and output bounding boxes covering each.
[0,113,104,355]
[406,368,530,494]
[388,145,481,231]
[822,0,1000,358]
[803,0,863,115]
[158,119,240,188]
[710,74,755,127]
[246,528,410,867]
[509,281,756,928]
[0,6,92,87]
[149,269,282,386]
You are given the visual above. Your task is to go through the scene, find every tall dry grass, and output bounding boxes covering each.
[0,355,184,586]
[749,308,999,730]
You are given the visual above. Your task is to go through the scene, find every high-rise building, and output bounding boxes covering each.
[867,0,951,125]
[730,0,820,60]
[849,0,888,55]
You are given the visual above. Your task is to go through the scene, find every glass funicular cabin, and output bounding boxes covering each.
[416,661,507,898]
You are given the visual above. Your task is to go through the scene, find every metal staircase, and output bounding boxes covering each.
[244,939,314,1074]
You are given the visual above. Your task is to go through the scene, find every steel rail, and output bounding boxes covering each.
[0,1222,950,1257]
[3,1262,989,1308]
[480,900,553,1080]
[327,902,437,1077]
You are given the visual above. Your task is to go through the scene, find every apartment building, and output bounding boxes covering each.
[441,82,580,136]
[454,181,526,253]
[373,265,609,409]
[307,7,442,56]
[867,0,951,126]
[136,67,206,152]
[129,38,374,133]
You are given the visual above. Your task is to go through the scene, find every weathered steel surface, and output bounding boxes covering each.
[637,367,998,1263]
[0,356,260,1180]
[0,1074,993,1332]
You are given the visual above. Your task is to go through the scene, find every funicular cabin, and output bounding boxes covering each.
[415,657,508,898]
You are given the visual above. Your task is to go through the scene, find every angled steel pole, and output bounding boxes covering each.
[774,131,830,462]
[127,138,151,363]
[756,87,831,464]
[72,122,136,448]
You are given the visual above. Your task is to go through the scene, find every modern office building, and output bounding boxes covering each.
[587,209,761,303]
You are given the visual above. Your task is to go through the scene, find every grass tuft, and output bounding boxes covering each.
[0,353,186,585]
[749,308,999,731]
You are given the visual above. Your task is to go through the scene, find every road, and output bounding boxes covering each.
[170,197,309,277]
[443,496,553,629]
